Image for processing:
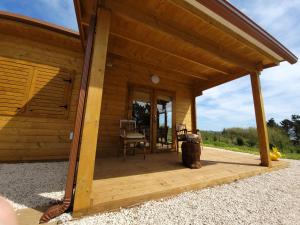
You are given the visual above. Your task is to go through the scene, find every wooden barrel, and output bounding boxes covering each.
[182,142,201,169]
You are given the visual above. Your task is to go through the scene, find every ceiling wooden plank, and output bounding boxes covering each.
[108,55,200,86]
[108,39,210,80]
[194,72,246,91]
[110,32,226,76]
[168,0,280,64]
[105,0,258,73]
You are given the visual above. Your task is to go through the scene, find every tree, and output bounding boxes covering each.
[268,127,291,150]
[267,118,279,128]
[291,115,300,143]
[280,115,300,145]
[280,119,293,134]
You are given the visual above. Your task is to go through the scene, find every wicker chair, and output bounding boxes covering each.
[120,120,147,160]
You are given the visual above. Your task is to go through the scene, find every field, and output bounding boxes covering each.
[201,128,300,160]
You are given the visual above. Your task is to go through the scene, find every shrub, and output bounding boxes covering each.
[236,137,244,146]
[213,135,217,142]
[268,127,291,151]
[247,138,256,147]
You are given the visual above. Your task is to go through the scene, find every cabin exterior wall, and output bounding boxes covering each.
[0,32,83,161]
[96,62,193,157]
[0,25,194,161]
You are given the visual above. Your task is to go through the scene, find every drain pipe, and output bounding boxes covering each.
[40,14,96,223]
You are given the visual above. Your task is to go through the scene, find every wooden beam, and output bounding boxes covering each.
[250,72,271,167]
[193,87,203,97]
[169,0,280,64]
[191,95,197,133]
[110,32,224,76]
[73,7,111,214]
[193,62,279,91]
[109,38,210,80]
[109,53,208,81]
[106,0,258,72]
[74,0,87,49]
[39,13,97,224]
[109,55,202,87]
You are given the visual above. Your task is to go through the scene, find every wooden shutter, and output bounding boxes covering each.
[0,56,74,119]
[0,57,33,115]
[26,66,74,118]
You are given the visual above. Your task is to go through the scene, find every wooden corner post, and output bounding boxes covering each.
[73,7,111,214]
[191,90,202,133]
[250,72,271,167]
[191,95,197,133]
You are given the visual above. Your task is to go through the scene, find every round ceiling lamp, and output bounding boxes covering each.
[151,74,160,84]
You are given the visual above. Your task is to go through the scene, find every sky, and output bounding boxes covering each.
[197,0,300,130]
[0,0,299,131]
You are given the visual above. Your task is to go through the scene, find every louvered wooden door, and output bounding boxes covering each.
[0,57,34,115]
[27,66,74,118]
[0,56,74,119]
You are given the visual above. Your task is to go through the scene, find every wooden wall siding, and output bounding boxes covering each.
[96,60,193,157]
[0,56,74,118]
[0,58,33,115]
[0,33,83,161]
[26,66,74,118]
[0,18,81,53]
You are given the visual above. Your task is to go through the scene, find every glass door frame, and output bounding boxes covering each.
[127,84,176,153]
[152,90,176,153]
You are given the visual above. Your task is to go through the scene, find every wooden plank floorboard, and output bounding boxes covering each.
[79,147,288,216]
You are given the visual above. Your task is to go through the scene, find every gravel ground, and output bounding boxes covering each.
[0,154,299,225]
[0,161,67,209]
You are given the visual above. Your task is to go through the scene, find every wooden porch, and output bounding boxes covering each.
[74,147,288,216]
[37,0,296,222]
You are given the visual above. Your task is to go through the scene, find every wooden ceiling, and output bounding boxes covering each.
[74,0,295,91]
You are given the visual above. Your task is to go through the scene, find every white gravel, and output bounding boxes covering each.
[0,154,299,225]
[0,161,67,209]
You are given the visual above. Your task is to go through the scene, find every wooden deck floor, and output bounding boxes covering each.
[81,147,288,216]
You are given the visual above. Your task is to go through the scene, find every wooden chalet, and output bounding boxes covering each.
[0,0,297,222]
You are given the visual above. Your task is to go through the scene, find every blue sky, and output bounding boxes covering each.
[0,0,299,131]
[197,0,300,130]
[0,0,78,30]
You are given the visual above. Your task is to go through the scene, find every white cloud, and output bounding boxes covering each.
[0,0,78,31]
[197,0,299,131]
[34,0,78,30]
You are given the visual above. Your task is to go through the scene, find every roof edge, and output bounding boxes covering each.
[0,11,80,39]
[196,0,298,64]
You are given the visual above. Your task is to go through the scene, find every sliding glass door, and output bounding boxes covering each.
[130,89,151,149]
[129,86,175,153]
[155,94,173,151]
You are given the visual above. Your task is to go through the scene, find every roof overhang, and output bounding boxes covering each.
[0,11,79,38]
[74,0,297,64]
[0,11,82,52]
[73,0,297,91]
[194,0,297,64]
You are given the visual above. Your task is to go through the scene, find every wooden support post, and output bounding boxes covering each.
[191,90,202,133]
[250,72,271,167]
[73,7,111,214]
[191,95,197,133]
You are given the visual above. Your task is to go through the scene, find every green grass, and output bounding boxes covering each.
[281,153,300,160]
[204,142,300,160]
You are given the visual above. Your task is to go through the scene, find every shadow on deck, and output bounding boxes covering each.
[84,147,288,216]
